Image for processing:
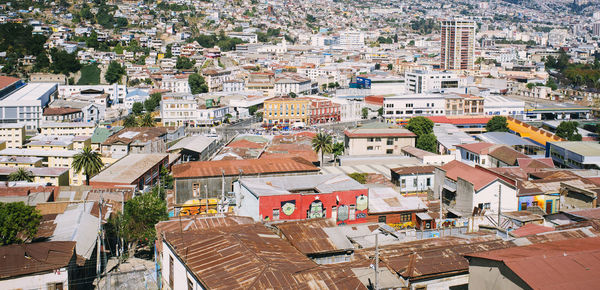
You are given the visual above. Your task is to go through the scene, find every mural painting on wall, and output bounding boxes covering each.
[281,200,296,216]
[356,194,368,219]
[308,200,324,219]
[337,205,349,223]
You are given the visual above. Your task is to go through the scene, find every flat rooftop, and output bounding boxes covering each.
[91,153,168,184]
[0,148,80,158]
[41,122,95,128]
[550,141,600,157]
[0,83,56,106]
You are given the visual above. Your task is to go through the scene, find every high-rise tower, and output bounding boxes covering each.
[440,19,476,70]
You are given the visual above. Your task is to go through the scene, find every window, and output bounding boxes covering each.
[375,138,381,142]
[413,178,418,188]
[521,202,528,210]
[367,146,373,151]
[386,138,394,145]
[368,138,374,142]
[401,178,406,189]
[426,178,431,186]
[478,203,491,209]
[400,213,411,222]
[192,183,200,197]
[188,278,194,290]
[273,209,280,220]
[378,216,386,223]
[48,283,64,290]
[386,149,393,154]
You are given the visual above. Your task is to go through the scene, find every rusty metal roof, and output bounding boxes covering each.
[0,241,75,279]
[275,219,353,255]
[172,157,319,178]
[466,237,600,290]
[164,223,319,289]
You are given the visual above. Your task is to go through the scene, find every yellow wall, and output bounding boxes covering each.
[263,98,310,124]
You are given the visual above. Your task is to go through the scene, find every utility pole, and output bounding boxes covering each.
[497,184,502,228]
[221,170,226,213]
[439,185,443,229]
[96,196,103,284]
[374,233,379,290]
[205,184,209,214]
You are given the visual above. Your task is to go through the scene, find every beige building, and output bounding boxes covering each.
[0,148,86,185]
[0,124,26,148]
[29,73,67,84]
[40,122,96,136]
[263,97,311,127]
[344,128,417,155]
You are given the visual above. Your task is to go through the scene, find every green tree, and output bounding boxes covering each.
[406,116,434,136]
[72,146,104,185]
[33,52,50,72]
[117,187,168,254]
[375,63,381,70]
[486,116,509,132]
[311,132,333,166]
[387,63,393,70]
[139,112,155,127]
[416,133,437,153]
[105,61,125,84]
[556,121,582,141]
[131,102,144,115]
[347,172,367,184]
[176,56,195,70]
[361,107,369,119]
[8,167,34,182]
[248,105,258,116]
[50,49,81,76]
[0,202,42,245]
[377,107,384,116]
[188,73,208,94]
[144,98,157,112]
[288,92,297,98]
[123,114,138,127]
[332,142,344,162]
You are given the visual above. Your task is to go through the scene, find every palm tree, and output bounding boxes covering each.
[311,132,333,166]
[73,147,104,185]
[123,114,138,128]
[9,167,34,182]
[139,112,155,127]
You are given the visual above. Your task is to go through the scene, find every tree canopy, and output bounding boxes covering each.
[118,187,168,249]
[486,116,509,132]
[556,121,582,141]
[8,168,34,182]
[416,133,437,153]
[312,132,333,166]
[406,116,434,136]
[72,147,104,185]
[50,49,81,76]
[105,61,125,84]
[0,202,42,245]
[188,73,208,94]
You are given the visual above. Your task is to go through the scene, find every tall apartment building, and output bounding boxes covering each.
[594,22,600,37]
[440,19,476,70]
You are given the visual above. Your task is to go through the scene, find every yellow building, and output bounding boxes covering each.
[40,122,95,136]
[0,148,86,185]
[0,156,43,167]
[263,97,310,127]
[0,124,26,148]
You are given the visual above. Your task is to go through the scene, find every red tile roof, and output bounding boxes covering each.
[0,76,20,90]
[226,139,264,149]
[426,116,492,125]
[510,223,555,237]
[172,157,319,178]
[441,161,500,191]
[466,237,600,290]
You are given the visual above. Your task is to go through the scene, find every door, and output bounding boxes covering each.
[545,200,552,214]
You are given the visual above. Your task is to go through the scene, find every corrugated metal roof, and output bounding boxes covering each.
[466,237,600,290]
[172,157,319,178]
[275,219,353,254]
[0,241,75,279]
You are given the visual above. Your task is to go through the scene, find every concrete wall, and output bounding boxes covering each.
[468,258,531,290]
[455,178,475,216]
[347,136,415,155]
[233,181,260,221]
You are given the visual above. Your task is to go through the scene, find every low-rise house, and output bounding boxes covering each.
[234,174,368,224]
[367,187,432,230]
[101,127,168,158]
[390,166,436,195]
[0,241,77,289]
[400,146,456,165]
[466,237,600,290]
[90,153,169,191]
[172,157,320,204]
[166,135,219,162]
[43,107,83,122]
[435,161,518,217]
[455,143,529,168]
[344,127,416,156]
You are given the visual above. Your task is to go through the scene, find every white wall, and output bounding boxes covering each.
[161,241,204,290]
[0,268,69,289]
[473,181,518,215]
[234,181,260,221]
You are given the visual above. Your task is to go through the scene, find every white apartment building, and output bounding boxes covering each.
[40,122,96,136]
[0,124,26,148]
[161,94,230,127]
[202,69,232,92]
[339,31,365,50]
[160,75,191,94]
[274,76,312,96]
[58,84,127,104]
[383,94,446,121]
[405,70,465,93]
[0,83,57,131]
[440,19,476,70]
